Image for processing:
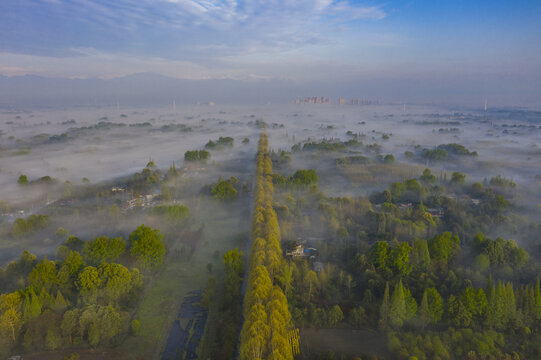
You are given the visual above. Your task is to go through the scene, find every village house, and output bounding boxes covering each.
[427,207,445,218]
[285,243,318,258]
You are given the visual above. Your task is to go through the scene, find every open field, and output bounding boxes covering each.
[300,328,390,358]
[119,198,251,359]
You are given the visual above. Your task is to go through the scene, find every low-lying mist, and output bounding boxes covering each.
[1,103,540,264]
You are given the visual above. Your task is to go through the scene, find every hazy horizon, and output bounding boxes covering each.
[1,1,541,107]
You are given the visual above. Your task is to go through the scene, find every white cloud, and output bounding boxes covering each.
[332,3,386,20]
[0,64,32,76]
[0,0,390,79]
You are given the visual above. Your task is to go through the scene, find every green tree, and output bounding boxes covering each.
[370,242,390,273]
[426,287,443,323]
[28,257,58,292]
[429,232,461,266]
[348,306,365,328]
[11,214,50,238]
[389,280,407,329]
[0,292,23,344]
[379,282,391,330]
[18,174,28,185]
[383,154,395,163]
[52,290,69,312]
[473,254,490,272]
[87,320,101,347]
[459,287,487,325]
[305,270,319,301]
[77,266,101,304]
[403,286,417,320]
[389,182,406,202]
[45,319,62,350]
[211,177,238,200]
[448,295,472,327]
[168,162,179,178]
[57,250,85,295]
[289,169,318,185]
[223,248,244,276]
[391,242,413,277]
[78,306,98,344]
[99,305,122,345]
[245,265,273,313]
[61,309,79,344]
[23,288,42,321]
[99,263,134,304]
[55,227,70,240]
[327,305,344,327]
[277,263,293,297]
[535,279,541,321]
[313,308,327,327]
[419,289,430,329]
[266,286,292,360]
[131,319,140,336]
[420,168,436,184]
[64,236,84,252]
[184,149,211,162]
[223,248,244,307]
[19,250,38,274]
[411,238,431,270]
[128,225,165,271]
[450,171,466,185]
[82,236,126,266]
[240,303,269,360]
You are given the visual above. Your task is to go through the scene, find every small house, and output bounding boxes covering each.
[427,207,445,218]
[286,244,305,257]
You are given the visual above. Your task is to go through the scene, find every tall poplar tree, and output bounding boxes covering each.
[389,280,407,329]
[379,282,390,330]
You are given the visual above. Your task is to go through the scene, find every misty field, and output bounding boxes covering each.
[1,103,541,359]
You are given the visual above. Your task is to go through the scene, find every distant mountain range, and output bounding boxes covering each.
[0,72,299,108]
[1,72,540,109]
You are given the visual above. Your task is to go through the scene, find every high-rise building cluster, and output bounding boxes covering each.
[295,96,331,104]
[350,98,380,105]
[294,97,380,105]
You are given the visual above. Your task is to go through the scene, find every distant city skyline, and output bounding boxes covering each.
[1,1,540,106]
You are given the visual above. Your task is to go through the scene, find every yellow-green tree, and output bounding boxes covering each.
[0,292,23,346]
[240,131,295,359]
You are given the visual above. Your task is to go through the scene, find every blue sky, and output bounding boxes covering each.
[1,0,540,94]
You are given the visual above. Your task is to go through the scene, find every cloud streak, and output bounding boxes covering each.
[0,0,387,58]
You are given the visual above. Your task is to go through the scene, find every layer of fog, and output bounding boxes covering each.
[1,103,540,264]
[2,103,541,203]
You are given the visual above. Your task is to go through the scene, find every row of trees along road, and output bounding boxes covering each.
[239,132,300,360]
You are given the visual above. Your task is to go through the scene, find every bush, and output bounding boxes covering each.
[205,136,234,149]
[131,319,140,336]
[289,169,318,185]
[18,174,28,185]
[383,154,395,163]
[184,149,210,162]
[211,178,238,200]
[12,214,50,238]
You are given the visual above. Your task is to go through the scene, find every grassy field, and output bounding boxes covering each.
[117,197,250,360]
[118,252,206,359]
[300,328,390,359]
